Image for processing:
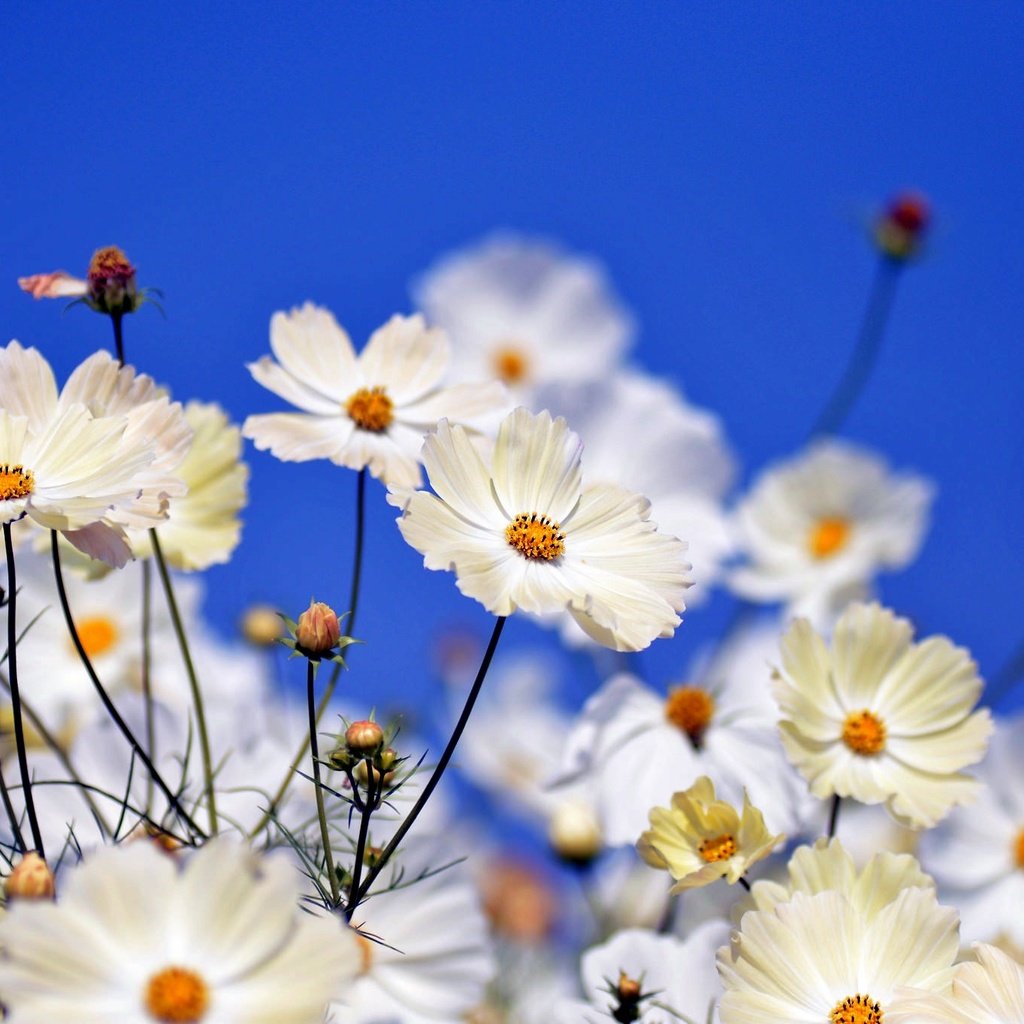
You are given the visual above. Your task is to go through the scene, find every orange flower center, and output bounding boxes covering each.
[664,686,715,745]
[1014,828,1024,869]
[75,615,120,659]
[346,387,394,432]
[0,464,34,502]
[841,710,886,756]
[492,344,530,385]
[144,966,209,1023]
[698,834,736,863]
[830,993,883,1024]
[808,516,851,559]
[505,513,565,560]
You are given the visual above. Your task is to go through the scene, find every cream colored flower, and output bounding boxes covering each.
[638,776,783,890]
[775,601,992,828]
[243,303,504,488]
[395,407,690,652]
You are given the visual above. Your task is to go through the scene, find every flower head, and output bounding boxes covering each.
[86,245,138,313]
[395,407,690,652]
[295,600,341,656]
[874,191,930,261]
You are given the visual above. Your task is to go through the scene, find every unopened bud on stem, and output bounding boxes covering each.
[5,853,55,901]
[296,600,341,655]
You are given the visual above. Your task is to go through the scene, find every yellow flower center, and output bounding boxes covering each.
[1014,828,1024,869]
[664,686,715,745]
[698,834,736,863]
[808,516,851,559]
[505,513,565,560]
[75,615,120,659]
[144,966,209,1023]
[841,710,886,756]
[346,387,394,432]
[492,344,530,385]
[0,464,34,502]
[830,993,883,1024]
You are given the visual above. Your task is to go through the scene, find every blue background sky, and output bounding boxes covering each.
[3,4,1022,715]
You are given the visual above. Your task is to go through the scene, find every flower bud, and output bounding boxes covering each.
[377,747,398,772]
[548,799,603,865]
[86,245,138,314]
[240,604,282,647]
[874,191,930,261]
[616,972,642,1002]
[345,720,384,754]
[295,600,341,655]
[5,852,55,901]
[327,745,355,772]
[354,759,394,788]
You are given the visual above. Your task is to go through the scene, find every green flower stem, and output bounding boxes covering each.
[149,529,217,836]
[141,557,156,817]
[345,762,378,921]
[4,523,45,856]
[307,659,340,905]
[50,532,204,839]
[111,312,125,366]
[349,615,507,916]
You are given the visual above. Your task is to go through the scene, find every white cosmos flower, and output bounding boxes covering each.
[729,440,933,625]
[919,715,1024,946]
[775,602,993,828]
[0,839,360,1024]
[396,407,690,652]
[413,234,634,404]
[889,943,1024,1024]
[717,887,960,1024]
[243,304,504,488]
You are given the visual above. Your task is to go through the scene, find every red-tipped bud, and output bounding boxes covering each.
[87,245,139,313]
[345,720,384,754]
[5,853,55,901]
[617,973,642,1001]
[295,600,341,655]
[874,191,930,261]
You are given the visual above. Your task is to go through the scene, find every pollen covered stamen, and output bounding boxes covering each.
[346,387,394,432]
[0,464,34,502]
[698,834,736,863]
[492,344,530,385]
[505,513,565,560]
[144,966,209,1023]
[808,516,851,559]
[665,686,715,746]
[830,993,883,1024]
[842,710,886,756]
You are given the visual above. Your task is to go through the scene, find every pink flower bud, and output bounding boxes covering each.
[345,720,384,753]
[87,245,138,313]
[295,600,341,654]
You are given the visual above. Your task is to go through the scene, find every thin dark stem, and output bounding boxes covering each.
[827,794,841,839]
[350,615,506,914]
[0,751,25,852]
[811,258,903,438]
[50,532,204,839]
[307,660,340,905]
[738,876,751,892]
[111,313,125,366]
[346,762,377,921]
[347,468,366,634]
[141,557,155,815]
[4,523,44,856]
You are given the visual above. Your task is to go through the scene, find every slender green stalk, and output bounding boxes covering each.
[141,557,155,816]
[50,532,203,838]
[349,615,506,915]
[4,523,45,856]
[307,660,340,905]
[248,469,368,840]
[345,762,378,921]
[149,529,217,836]
[0,750,25,852]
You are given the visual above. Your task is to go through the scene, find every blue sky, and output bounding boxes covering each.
[3,4,1022,713]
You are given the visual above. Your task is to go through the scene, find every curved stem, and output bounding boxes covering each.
[149,529,217,836]
[307,660,340,905]
[50,532,203,839]
[349,615,506,915]
[4,523,45,856]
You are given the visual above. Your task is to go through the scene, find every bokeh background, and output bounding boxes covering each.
[3,4,1022,713]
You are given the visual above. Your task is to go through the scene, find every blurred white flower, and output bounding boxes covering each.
[244,304,504,488]
[0,839,360,1024]
[413,235,634,406]
[728,439,932,625]
[775,602,992,828]
[396,408,690,652]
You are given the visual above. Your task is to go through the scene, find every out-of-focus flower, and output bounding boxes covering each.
[4,852,55,901]
[17,270,88,299]
[638,776,783,890]
[729,439,932,625]
[413,235,634,405]
[775,602,992,828]
[548,799,602,865]
[240,603,282,646]
[874,191,930,262]
[396,408,690,652]
[889,943,1024,1024]
[0,839,360,1023]
[919,715,1024,946]
[243,303,504,488]
[717,887,960,1024]
[480,857,558,944]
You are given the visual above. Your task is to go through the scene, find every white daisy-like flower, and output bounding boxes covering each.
[0,838,360,1024]
[534,373,736,632]
[557,623,811,844]
[396,407,690,652]
[729,440,933,624]
[919,715,1024,946]
[413,234,634,404]
[718,886,959,1024]
[243,303,504,488]
[890,943,1024,1024]
[555,921,728,1024]
[775,601,993,828]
